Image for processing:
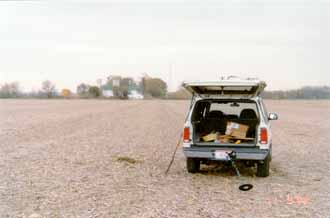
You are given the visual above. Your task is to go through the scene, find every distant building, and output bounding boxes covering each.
[107,76,121,88]
[101,75,143,99]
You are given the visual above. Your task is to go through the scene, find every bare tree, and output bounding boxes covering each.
[0,82,21,98]
[77,83,90,97]
[41,80,56,98]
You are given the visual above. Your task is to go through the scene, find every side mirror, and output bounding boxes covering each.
[268,113,278,121]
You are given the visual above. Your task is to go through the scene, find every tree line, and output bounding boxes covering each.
[0,80,57,99]
[167,86,330,100]
[1,79,329,100]
[261,86,330,99]
[0,76,168,99]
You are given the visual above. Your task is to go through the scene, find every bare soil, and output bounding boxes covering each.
[0,100,329,218]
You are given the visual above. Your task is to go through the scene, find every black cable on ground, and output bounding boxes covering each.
[229,151,254,191]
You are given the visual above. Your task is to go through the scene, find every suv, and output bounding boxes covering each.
[182,77,278,177]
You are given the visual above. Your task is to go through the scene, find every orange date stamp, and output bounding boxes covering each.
[266,194,311,206]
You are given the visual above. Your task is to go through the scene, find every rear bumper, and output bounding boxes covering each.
[183,146,269,161]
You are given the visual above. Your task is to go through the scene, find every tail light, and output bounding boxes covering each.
[259,128,268,144]
[183,127,190,142]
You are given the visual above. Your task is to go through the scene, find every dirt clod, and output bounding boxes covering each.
[116,156,142,164]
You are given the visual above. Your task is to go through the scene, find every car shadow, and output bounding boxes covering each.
[198,162,256,177]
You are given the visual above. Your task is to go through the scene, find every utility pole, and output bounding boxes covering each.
[97,78,103,88]
[168,62,173,92]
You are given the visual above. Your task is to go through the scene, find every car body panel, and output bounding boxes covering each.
[183,147,269,160]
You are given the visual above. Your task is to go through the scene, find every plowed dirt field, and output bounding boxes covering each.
[1,100,329,218]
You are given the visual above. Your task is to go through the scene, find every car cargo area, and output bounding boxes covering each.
[191,100,259,146]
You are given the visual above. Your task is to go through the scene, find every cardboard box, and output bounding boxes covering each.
[220,136,231,143]
[202,133,217,142]
[225,122,249,138]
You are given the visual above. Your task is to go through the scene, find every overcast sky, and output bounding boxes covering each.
[0,0,329,91]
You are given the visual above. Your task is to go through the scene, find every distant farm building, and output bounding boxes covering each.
[101,75,143,99]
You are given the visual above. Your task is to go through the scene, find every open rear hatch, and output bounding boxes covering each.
[182,78,266,99]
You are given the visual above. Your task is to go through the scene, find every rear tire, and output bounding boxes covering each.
[186,158,200,173]
[257,155,270,177]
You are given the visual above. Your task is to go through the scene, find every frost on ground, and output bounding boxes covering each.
[0,100,329,218]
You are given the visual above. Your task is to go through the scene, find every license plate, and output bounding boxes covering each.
[214,150,231,160]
